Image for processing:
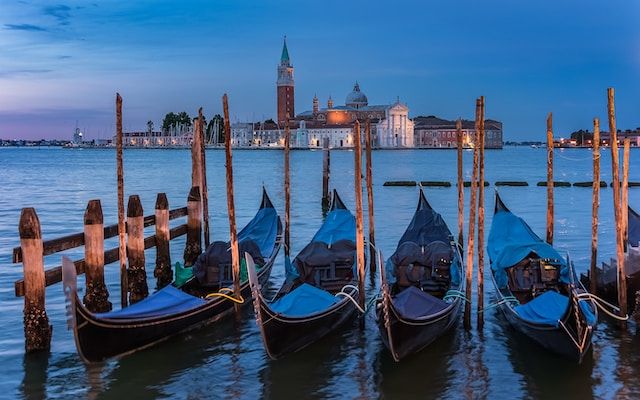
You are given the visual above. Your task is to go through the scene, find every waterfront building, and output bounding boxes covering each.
[120,124,192,147]
[413,116,503,149]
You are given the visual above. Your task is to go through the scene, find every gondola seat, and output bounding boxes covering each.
[270,283,339,317]
[96,285,206,320]
[391,286,449,320]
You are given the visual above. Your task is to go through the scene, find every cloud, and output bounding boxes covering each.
[43,4,72,26]
[0,69,53,78]
[4,23,48,32]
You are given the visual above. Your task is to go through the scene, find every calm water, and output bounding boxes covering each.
[1,146,639,399]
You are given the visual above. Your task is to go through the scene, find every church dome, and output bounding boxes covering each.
[345,82,368,108]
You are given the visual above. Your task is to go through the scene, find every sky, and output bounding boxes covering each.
[0,0,638,140]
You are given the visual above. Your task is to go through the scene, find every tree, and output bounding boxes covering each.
[162,111,192,131]
[147,120,154,134]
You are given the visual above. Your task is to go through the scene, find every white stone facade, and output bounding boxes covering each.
[374,102,414,148]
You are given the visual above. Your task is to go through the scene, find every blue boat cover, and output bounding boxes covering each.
[270,283,339,317]
[96,285,206,319]
[628,207,640,247]
[514,290,568,326]
[312,209,356,245]
[238,206,279,257]
[392,286,449,319]
[488,207,570,289]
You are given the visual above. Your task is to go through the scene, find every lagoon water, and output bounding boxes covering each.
[1,146,639,399]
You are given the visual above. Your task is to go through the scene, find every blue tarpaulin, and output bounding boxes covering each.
[514,290,568,326]
[392,286,449,319]
[270,283,339,317]
[488,207,570,289]
[238,207,279,257]
[96,285,206,319]
[312,209,356,245]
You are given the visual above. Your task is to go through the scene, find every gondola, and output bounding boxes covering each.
[376,188,464,362]
[580,206,640,314]
[488,192,597,363]
[246,190,360,359]
[62,188,282,362]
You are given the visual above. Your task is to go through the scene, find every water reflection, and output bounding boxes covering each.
[21,352,48,400]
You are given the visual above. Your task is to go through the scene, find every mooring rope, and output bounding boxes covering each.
[205,287,245,304]
[335,284,380,314]
[443,289,471,303]
[477,295,519,313]
[576,292,629,321]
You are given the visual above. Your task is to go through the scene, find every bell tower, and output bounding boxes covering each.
[277,36,295,125]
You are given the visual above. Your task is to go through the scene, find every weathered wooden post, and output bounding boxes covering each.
[354,120,366,312]
[464,99,481,330]
[127,195,148,304]
[608,87,628,320]
[456,118,464,249]
[154,193,172,288]
[116,93,128,308]
[192,111,203,193]
[364,120,376,272]
[284,117,291,258]
[322,137,331,213]
[590,118,600,294]
[83,200,112,312]
[184,186,202,267]
[477,96,486,330]
[199,108,211,248]
[546,112,554,245]
[19,208,52,352]
[622,138,630,251]
[223,94,242,312]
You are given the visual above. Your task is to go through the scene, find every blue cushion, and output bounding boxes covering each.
[270,283,339,317]
[392,286,449,319]
[96,285,206,319]
[514,291,568,326]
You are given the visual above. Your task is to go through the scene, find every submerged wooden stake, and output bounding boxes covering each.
[116,93,128,308]
[199,108,210,248]
[83,200,112,313]
[19,208,52,352]
[322,137,331,212]
[546,112,554,245]
[184,187,202,267]
[126,195,148,304]
[354,120,366,312]
[464,99,481,330]
[608,87,627,320]
[477,97,486,330]
[365,120,376,272]
[223,94,241,312]
[590,119,600,294]
[284,117,291,259]
[456,118,464,249]
[154,193,172,289]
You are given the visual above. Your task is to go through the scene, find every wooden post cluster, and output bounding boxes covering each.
[284,117,291,258]
[364,120,376,272]
[184,186,202,267]
[608,87,628,320]
[127,195,148,304]
[154,193,172,289]
[476,97,486,330]
[464,99,481,330]
[456,118,464,249]
[353,120,366,311]
[223,94,242,312]
[590,118,600,294]
[83,200,112,312]
[19,208,52,352]
[546,112,554,245]
[322,137,331,213]
[116,93,128,308]
[199,108,211,248]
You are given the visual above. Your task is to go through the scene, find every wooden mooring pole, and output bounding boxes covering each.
[184,186,202,267]
[322,137,331,213]
[127,195,148,304]
[83,200,112,312]
[464,99,480,330]
[284,117,291,258]
[154,193,172,289]
[116,93,128,308]
[608,87,628,321]
[456,118,464,249]
[477,97,486,330]
[590,118,600,294]
[546,112,554,245]
[354,120,366,313]
[19,208,52,352]
[223,94,242,312]
[365,120,376,272]
[623,138,630,251]
[199,108,211,248]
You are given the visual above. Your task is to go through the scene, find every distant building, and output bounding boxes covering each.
[120,125,192,147]
[413,116,503,149]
